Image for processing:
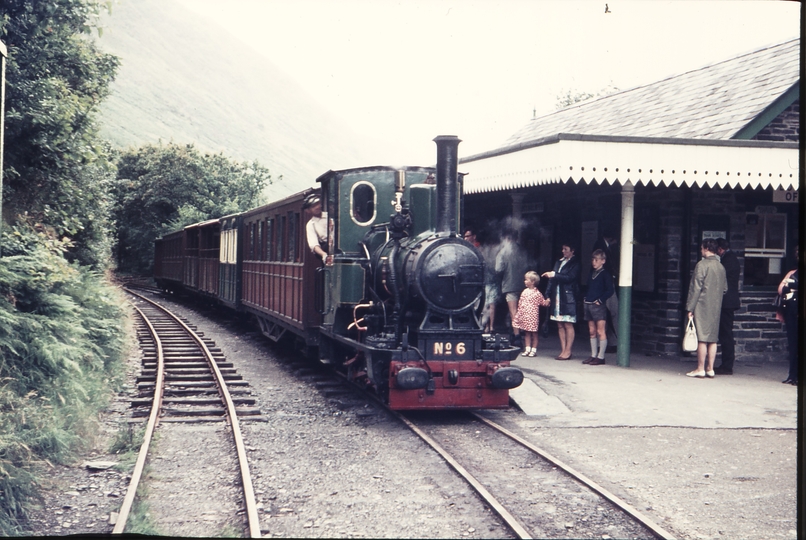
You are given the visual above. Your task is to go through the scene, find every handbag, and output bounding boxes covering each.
[772,294,784,309]
[682,318,698,352]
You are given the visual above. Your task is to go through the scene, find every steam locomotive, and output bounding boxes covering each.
[154,136,523,410]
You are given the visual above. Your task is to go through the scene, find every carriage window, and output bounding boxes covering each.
[230,229,237,263]
[265,219,273,261]
[257,221,264,260]
[220,230,228,263]
[351,182,376,225]
[221,228,237,264]
[248,223,256,260]
[287,211,297,262]
[276,216,285,261]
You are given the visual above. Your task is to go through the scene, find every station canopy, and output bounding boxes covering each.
[461,39,800,195]
[460,133,799,194]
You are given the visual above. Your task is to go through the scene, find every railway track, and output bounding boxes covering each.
[323,366,676,538]
[113,290,262,537]
[396,410,678,540]
[120,289,676,538]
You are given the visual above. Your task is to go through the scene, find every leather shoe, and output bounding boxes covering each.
[582,356,595,364]
[714,367,733,375]
[589,357,606,365]
[783,378,793,384]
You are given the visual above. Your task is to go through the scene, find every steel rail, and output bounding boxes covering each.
[392,410,533,539]
[329,369,532,538]
[470,412,677,540]
[112,303,165,534]
[118,290,262,538]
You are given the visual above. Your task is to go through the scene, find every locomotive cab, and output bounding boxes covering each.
[315,136,523,410]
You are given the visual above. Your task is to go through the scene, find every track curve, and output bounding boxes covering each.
[113,290,261,537]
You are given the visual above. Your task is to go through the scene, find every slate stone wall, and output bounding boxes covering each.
[753,99,800,142]
[630,186,790,363]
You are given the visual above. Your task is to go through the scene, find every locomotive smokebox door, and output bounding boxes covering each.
[417,240,484,312]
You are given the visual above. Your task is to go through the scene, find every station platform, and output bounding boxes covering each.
[505,335,798,430]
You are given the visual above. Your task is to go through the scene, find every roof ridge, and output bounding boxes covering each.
[508,37,800,145]
[533,37,800,123]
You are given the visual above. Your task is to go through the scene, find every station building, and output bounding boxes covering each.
[461,38,800,364]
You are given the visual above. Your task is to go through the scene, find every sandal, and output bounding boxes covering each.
[686,370,705,378]
[528,350,536,357]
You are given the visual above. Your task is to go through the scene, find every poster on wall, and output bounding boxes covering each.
[701,230,727,241]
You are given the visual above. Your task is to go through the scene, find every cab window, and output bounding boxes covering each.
[351,182,376,225]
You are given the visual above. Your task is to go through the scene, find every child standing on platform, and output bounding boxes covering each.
[513,271,550,357]
[584,249,615,365]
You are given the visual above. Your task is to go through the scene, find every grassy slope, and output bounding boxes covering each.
[97,0,380,201]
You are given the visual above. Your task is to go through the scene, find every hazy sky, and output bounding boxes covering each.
[175,0,800,165]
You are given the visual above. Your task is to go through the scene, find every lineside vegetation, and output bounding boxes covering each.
[0,224,128,534]
[0,0,271,532]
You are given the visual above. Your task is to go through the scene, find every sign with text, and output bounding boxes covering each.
[772,188,798,203]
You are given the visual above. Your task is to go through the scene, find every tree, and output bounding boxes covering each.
[555,84,620,110]
[113,142,271,274]
[0,0,119,268]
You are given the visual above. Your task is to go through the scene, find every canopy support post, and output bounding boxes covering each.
[617,182,635,367]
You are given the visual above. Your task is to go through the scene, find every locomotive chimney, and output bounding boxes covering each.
[434,135,461,235]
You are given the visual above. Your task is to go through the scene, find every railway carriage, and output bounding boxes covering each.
[183,219,221,298]
[153,229,185,290]
[239,189,321,345]
[153,136,523,410]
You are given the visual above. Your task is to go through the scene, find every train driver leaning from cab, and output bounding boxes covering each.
[304,194,328,263]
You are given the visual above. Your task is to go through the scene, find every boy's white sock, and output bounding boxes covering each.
[598,339,608,359]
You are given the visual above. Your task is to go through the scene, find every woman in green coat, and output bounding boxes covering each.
[685,238,728,378]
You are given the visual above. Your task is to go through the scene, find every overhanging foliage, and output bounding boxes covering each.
[113,142,270,274]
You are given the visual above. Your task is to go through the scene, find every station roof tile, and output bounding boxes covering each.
[503,38,800,147]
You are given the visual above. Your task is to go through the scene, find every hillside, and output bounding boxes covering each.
[96,0,378,200]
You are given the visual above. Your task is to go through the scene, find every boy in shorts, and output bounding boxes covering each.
[583,249,614,365]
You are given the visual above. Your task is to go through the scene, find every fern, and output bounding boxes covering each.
[0,225,127,533]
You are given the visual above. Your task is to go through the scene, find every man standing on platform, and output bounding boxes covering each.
[715,238,740,375]
[496,228,528,348]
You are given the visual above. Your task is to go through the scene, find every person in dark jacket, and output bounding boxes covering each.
[583,249,615,365]
[777,245,799,385]
[592,227,619,350]
[714,238,740,374]
[542,243,580,360]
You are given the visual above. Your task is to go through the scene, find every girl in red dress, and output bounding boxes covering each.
[513,271,550,357]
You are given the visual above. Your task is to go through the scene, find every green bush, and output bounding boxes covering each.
[113,142,270,274]
[0,224,128,534]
